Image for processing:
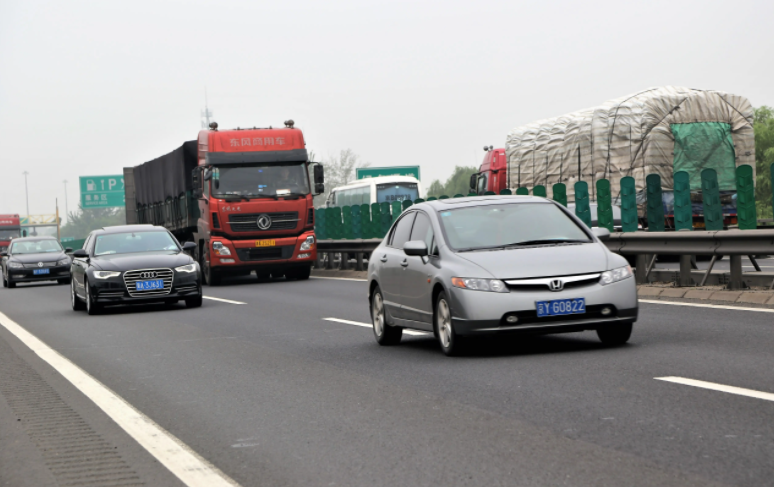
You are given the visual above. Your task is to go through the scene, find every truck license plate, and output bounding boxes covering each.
[255,240,275,247]
[536,298,586,317]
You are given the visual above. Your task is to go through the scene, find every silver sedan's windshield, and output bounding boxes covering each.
[94,232,179,256]
[438,203,591,251]
[213,163,310,197]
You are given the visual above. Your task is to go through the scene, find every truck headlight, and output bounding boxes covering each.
[451,277,509,293]
[599,265,632,285]
[93,271,121,279]
[212,241,231,256]
[175,263,197,273]
[300,235,315,251]
[7,262,23,269]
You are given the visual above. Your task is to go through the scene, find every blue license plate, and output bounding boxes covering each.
[33,269,50,275]
[536,298,586,317]
[135,279,164,291]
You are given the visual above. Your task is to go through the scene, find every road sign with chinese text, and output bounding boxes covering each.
[79,175,125,208]
[356,166,421,180]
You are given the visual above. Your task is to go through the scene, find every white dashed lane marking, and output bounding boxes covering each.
[656,377,774,402]
[323,317,428,336]
[203,296,246,304]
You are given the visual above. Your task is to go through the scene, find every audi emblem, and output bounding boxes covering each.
[549,279,564,292]
[139,271,158,279]
[256,214,272,230]
[37,262,44,267]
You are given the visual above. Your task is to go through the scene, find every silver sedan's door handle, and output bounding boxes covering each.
[380,254,388,263]
[400,259,409,267]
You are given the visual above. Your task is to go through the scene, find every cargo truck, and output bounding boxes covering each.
[124,121,324,285]
[0,214,21,253]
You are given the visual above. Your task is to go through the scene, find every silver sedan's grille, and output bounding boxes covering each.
[123,268,173,297]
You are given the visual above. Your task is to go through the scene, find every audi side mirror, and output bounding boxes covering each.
[403,240,428,257]
[65,247,73,253]
[182,242,196,252]
[0,251,6,257]
[73,249,89,259]
[592,227,611,240]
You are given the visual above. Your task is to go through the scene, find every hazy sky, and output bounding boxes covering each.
[1,0,772,218]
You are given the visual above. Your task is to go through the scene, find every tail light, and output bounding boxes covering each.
[212,212,220,229]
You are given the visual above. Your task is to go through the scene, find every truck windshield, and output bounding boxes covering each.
[94,232,180,256]
[212,163,310,198]
[10,239,63,254]
[0,229,21,240]
[376,183,418,203]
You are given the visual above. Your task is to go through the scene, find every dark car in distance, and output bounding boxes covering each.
[1,236,72,288]
[70,225,203,315]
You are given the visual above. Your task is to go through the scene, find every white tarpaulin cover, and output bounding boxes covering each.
[504,86,755,201]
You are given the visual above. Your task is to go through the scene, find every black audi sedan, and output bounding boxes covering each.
[1,236,72,288]
[70,225,202,315]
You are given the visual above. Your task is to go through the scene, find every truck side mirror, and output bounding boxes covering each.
[192,169,203,198]
[315,183,325,195]
[313,164,324,184]
[203,169,212,181]
[469,173,478,191]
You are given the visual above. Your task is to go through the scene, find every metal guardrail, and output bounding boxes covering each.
[317,230,774,289]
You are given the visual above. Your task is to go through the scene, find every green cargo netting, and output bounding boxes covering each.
[574,181,592,227]
[516,187,529,195]
[552,183,567,207]
[596,179,614,232]
[499,189,512,195]
[701,169,723,231]
[646,174,665,232]
[735,165,756,230]
[671,122,737,191]
[673,171,692,231]
[533,185,547,198]
[620,177,638,233]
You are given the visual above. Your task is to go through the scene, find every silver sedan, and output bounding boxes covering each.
[367,196,638,356]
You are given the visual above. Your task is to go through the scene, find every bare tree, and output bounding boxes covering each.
[314,149,370,207]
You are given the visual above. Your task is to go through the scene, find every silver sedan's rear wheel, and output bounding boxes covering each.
[435,292,465,356]
[371,285,401,345]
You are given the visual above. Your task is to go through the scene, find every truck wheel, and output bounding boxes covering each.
[203,248,221,286]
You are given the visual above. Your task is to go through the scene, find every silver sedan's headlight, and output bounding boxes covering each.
[300,235,315,251]
[599,265,633,285]
[57,258,69,266]
[7,262,23,268]
[93,271,121,279]
[452,277,509,293]
[175,263,198,273]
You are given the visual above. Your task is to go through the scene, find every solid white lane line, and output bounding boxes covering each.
[203,296,246,304]
[310,276,367,282]
[640,299,774,313]
[323,317,427,336]
[0,311,241,487]
[655,376,774,402]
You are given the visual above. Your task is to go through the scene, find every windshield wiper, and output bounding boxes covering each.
[503,239,589,247]
[456,246,505,252]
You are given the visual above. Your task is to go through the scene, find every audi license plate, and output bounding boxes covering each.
[135,279,164,291]
[536,298,586,317]
[33,269,50,275]
[255,239,275,247]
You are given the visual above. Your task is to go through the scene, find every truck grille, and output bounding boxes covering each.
[236,246,294,262]
[123,268,173,297]
[228,212,299,232]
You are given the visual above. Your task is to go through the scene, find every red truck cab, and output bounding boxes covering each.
[0,215,22,253]
[193,123,323,285]
[471,147,507,194]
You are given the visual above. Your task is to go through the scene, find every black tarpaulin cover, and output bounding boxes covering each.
[133,141,197,205]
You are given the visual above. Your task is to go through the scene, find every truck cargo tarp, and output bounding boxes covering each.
[133,141,197,205]
[504,86,754,201]
[671,122,736,191]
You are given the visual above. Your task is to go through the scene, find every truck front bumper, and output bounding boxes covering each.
[210,231,316,271]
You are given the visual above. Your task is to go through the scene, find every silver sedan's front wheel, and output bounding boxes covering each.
[435,292,465,356]
[371,285,401,345]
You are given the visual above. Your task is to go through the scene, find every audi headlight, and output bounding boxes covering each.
[7,261,23,268]
[212,241,231,256]
[599,265,633,285]
[300,235,315,251]
[57,258,69,266]
[93,271,121,279]
[175,263,198,273]
[451,277,509,293]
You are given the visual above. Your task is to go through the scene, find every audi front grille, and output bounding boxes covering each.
[123,268,174,297]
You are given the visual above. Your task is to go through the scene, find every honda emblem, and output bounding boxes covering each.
[549,279,564,292]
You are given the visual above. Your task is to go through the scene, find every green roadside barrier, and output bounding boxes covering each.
[360,204,371,238]
[391,201,403,222]
[61,238,86,250]
[484,191,496,195]
[402,200,413,211]
[552,183,567,207]
[574,181,592,227]
[596,179,614,232]
[467,192,477,196]
[646,173,665,232]
[533,185,547,198]
[620,176,638,232]
[342,206,353,239]
[328,206,342,240]
[736,165,756,230]
[350,205,361,239]
[439,195,450,199]
[673,171,692,231]
[370,203,381,239]
[499,189,512,195]
[427,196,437,201]
[701,168,723,231]
[771,163,774,220]
[380,202,392,237]
[516,187,529,195]
[414,198,425,204]
[454,194,464,198]
[315,208,326,239]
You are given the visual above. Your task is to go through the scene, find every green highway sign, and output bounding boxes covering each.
[80,175,125,208]
[356,166,421,180]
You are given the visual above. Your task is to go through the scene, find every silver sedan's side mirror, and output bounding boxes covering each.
[592,227,611,240]
[403,240,428,257]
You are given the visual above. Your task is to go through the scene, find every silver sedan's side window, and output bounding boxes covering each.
[389,212,416,248]
[410,212,436,255]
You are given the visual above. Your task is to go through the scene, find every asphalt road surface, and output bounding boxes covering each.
[1,274,773,486]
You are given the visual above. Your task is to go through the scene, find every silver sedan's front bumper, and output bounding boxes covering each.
[448,277,637,336]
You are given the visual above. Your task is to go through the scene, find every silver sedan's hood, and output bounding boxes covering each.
[455,243,609,280]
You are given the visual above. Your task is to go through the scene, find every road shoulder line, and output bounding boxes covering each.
[639,299,774,313]
[655,376,774,402]
[323,317,427,335]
